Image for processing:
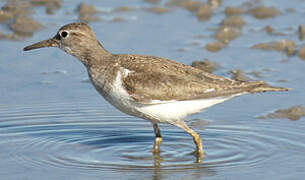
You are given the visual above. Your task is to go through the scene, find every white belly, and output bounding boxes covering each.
[136,95,238,123]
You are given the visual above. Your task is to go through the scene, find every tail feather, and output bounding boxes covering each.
[247,81,290,93]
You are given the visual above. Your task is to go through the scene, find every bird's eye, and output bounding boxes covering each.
[61,31,68,38]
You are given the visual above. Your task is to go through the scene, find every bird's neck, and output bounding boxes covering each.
[76,41,112,68]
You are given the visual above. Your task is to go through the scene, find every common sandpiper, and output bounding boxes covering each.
[23,22,289,162]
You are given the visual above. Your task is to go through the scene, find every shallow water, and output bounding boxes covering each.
[1,102,305,179]
[1,0,305,179]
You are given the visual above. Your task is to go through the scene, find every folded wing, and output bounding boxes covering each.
[116,54,288,104]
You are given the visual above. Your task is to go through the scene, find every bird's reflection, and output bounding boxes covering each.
[150,150,215,180]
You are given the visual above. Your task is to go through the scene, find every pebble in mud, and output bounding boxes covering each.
[258,106,305,121]
[147,7,169,14]
[215,26,241,44]
[113,6,135,12]
[205,41,226,52]
[0,0,44,39]
[30,0,62,14]
[144,0,161,4]
[111,17,124,23]
[191,59,220,73]
[0,0,31,23]
[1,0,32,17]
[10,15,43,36]
[166,0,201,12]
[30,0,61,7]
[166,0,212,21]
[221,15,246,29]
[252,39,296,57]
[0,30,22,41]
[196,4,212,21]
[298,25,305,41]
[208,0,222,9]
[230,69,252,81]
[225,6,244,16]
[264,25,284,36]
[286,8,295,13]
[298,45,305,60]
[41,70,67,75]
[0,10,14,22]
[77,3,100,22]
[249,6,281,19]
[265,25,274,34]
[176,47,189,52]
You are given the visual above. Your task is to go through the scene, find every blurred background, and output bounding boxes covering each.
[0,0,305,180]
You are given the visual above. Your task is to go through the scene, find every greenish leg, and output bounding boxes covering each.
[175,121,204,162]
[152,123,162,154]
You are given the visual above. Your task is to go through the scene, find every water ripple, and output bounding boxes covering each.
[0,102,304,174]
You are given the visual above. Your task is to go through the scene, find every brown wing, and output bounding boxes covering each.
[114,54,285,104]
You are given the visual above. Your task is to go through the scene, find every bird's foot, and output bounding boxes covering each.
[152,137,162,154]
[190,148,205,163]
[196,149,205,163]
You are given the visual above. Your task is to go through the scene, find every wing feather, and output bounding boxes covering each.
[113,54,258,104]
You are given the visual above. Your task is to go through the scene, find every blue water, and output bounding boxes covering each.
[1,0,305,179]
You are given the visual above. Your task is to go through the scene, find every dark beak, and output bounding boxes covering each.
[23,35,60,51]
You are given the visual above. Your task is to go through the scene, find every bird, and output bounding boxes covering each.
[23,22,289,162]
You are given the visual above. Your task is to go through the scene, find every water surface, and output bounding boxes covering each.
[1,0,305,179]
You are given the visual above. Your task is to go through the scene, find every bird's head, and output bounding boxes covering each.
[24,22,109,66]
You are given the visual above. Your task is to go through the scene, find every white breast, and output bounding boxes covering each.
[102,68,140,116]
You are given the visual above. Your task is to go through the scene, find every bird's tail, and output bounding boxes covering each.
[247,80,290,93]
